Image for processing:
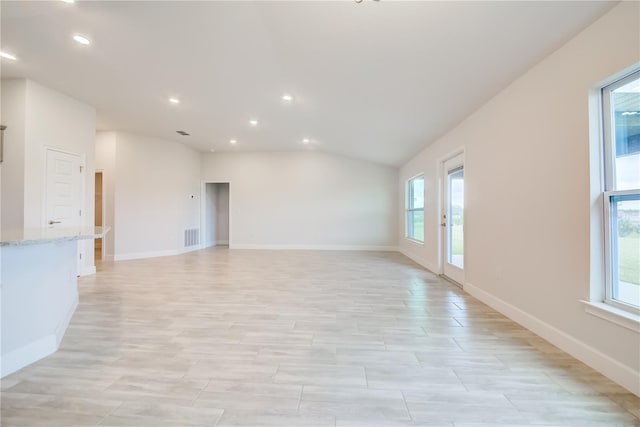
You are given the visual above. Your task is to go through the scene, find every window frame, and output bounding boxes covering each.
[406,174,425,243]
[601,69,640,315]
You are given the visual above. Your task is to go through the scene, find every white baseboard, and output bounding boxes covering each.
[1,294,78,378]
[1,335,57,378]
[80,265,96,276]
[115,244,397,259]
[55,295,79,347]
[114,245,203,261]
[230,244,398,251]
[399,248,438,273]
[464,282,640,396]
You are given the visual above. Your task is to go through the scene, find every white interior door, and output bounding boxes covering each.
[45,148,83,272]
[441,153,465,284]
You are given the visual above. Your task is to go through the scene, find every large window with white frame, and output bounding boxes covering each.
[602,69,640,313]
[406,175,424,242]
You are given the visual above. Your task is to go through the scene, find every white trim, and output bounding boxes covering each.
[465,282,640,396]
[1,295,78,378]
[201,240,229,249]
[440,274,463,288]
[405,237,424,246]
[55,295,79,346]
[79,265,96,276]
[581,300,640,333]
[440,150,465,283]
[399,248,438,274]
[95,169,106,262]
[436,148,466,272]
[231,244,398,252]
[1,335,57,378]
[588,86,606,303]
[202,180,233,247]
[114,244,203,261]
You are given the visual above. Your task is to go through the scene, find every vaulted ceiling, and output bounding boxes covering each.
[1,1,616,165]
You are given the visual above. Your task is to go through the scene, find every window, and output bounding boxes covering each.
[602,70,640,313]
[406,175,424,242]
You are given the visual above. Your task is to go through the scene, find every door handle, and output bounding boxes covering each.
[48,220,62,225]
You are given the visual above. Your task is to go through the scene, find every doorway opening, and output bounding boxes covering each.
[94,171,104,262]
[441,152,465,285]
[204,183,230,247]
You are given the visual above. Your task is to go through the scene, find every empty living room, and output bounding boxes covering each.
[1,1,639,426]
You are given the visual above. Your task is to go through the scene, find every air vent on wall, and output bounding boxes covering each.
[176,130,190,136]
[184,228,199,247]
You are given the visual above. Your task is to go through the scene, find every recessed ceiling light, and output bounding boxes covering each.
[249,119,258,126]
[0,51,17,61]
[229,139,237,145]
[169,97,180,104]
[282,94,293,102]
[73,34,91,45]
[302,138,310,144]
[61,0,75,3]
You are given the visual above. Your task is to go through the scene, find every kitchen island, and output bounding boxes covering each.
[1,226,108,377]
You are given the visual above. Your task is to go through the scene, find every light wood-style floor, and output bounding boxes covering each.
[2,248,639,426]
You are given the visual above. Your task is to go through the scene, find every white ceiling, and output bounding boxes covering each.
[1,1,615,166]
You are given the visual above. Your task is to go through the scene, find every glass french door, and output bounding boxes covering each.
[442,154,464,284]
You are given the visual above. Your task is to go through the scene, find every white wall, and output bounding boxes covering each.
[398,2,640,393]
[1,79,96,274]
[0,79,27,230]
[95,131,201,260]
[201,151,397,249]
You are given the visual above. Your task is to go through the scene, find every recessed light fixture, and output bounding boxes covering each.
[61,0,75,3]
[0,51,17,61]
[229,139,237,145]
[282,94,293,102]
[249,119,258,126]
[302,138,310,144]
[169,97,180,104]
[73,34,91,45]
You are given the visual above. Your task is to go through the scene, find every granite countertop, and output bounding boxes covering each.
[0,226,110,247]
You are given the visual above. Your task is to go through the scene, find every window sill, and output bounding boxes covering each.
[405,238,424,246]
[580,300,640,333]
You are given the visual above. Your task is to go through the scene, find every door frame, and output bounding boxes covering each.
[438,148,465,285]
[200,181,232,248]
[94,169,106,261]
